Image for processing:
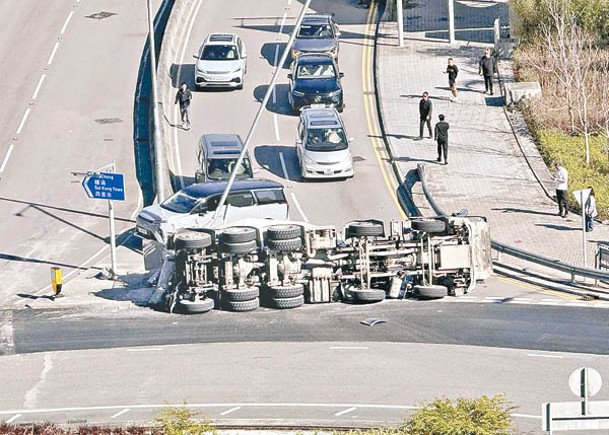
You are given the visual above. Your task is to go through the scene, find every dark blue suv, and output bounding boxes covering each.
[287,53,344,114]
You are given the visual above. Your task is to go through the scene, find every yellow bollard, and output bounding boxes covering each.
[51,267,62,297]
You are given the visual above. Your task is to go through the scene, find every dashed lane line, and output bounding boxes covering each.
[47,42,60,65]
[334,407,357,417]
[110,409,130,419]
[290,192,309,222]
[32,74,46,100]
[16,108,31,135]
[60,11,74,35]
[0,144,15,173]
[219,406,241,416]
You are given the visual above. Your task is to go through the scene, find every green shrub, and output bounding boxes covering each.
[154,406,215,435]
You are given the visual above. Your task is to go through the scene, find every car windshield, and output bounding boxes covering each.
[296,63,336,79]
[207,158,252,181]
[305,127,348,151]
[201,45,238,61]
[160,191,203,213]
[297,23,334,39]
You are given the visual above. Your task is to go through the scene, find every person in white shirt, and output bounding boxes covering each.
[553,162,569,217]
[585,187,597,232]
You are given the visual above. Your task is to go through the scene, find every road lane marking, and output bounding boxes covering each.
[565,301,588,307]
[334,407,357,416]
[60,11,74,34]
[278,11,288,34]
[527,353,563,359]
[32,74,46,100]
[125,347,163,352]
[5,414,21,424]
[290,192,309,222]
[511,413,543,419]
[16,108,31,134]
[274,114,281,141]
[110,408,130,419]
[219,406,241,416]
[279,151,289,179]
[330,346,369,350]
[47,42,60,65]
[0,144,15,173]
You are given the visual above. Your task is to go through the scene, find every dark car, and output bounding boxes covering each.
[291,14,340,61]
[287,53,344,114]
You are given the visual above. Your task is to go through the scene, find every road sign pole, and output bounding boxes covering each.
[108,199,117,277]
[448,0,455,43]
[581,190,587,268]
[397,0,404,47]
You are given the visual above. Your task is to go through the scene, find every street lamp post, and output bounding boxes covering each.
[397,0,404,47]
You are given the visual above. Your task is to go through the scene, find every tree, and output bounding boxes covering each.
[404,394,514,435]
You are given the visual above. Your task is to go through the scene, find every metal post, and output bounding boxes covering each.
[108,199,117,277]
[493,18,500,45]
[213,0,313,220]
[397,0,404,47]
[448,0,455,44]
[147,0,167,203]
[581,190,588,269]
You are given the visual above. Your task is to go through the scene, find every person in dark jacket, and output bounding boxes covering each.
[434,114,449,164]
[175,82,192,129]
[445,58,459,101]
[478,48,497,95]
[418,91,433,139]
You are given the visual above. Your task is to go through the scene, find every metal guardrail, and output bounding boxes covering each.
[416,163,609,283]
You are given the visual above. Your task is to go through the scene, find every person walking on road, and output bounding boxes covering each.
[553,162,569,217]
[478,48,497,95]
[585,187,597,232]
[418,91,433,139]
[445,58,459,101]
[434,114,449,165]
[175,81,192,129]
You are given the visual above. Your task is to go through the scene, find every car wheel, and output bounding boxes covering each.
[266,283,304,299]
[411,219,446,234]
[413,285,447,300]
[267,237,302,252]
[174,230,213,250]
[267,224,301,241]
[224,297,259,312]
[220,226,257,243]
[224,286,259,302]
[347,221,384,237]
[271,295,304,309]
[350,289,386,303]
[175,298,215,314]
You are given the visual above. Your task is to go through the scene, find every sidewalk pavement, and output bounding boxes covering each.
[376,0,609,272]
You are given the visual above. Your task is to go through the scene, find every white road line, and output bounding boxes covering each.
[5,414,21,424]
[32,74,46,100]
[565,302,588,307]
[527,353,563,359]
[219,406,241,416]
[273,114,280,141]
[279,12,288,34]
[47,42,60,65]
[279,151,289,179]
[482,297,506,303]
[513,298,532,301]
[110,408,130,419]
[290,192,309,222]
[538,301,561,306]
[508,300,532,304]
[16,108,31,134]
[0,144,15,173]
[540,298,561,302]
[125,347,163,352]
[60,10,74,34]
[334,406,357,416]
[330,346,369,350]
[511,413,542,419]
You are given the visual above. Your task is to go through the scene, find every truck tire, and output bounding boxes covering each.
[176,298,215,314]
[347,221,384,237]
[223,286,259,302]
[411,219,446,234]
[224,297,259,312]
[351,289,386,303]
[413,284,447,299]
[267,224,301,241]
[220,239,258,255]
[220,226,257,243]
[272,295,304,309]
[174,230,213,250]
[267,237,302,252]
[267,283,304,299]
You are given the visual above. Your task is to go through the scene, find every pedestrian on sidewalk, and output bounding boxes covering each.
[478,48,497,95]
[553,162,569,217]
[175,81,192,129]
[434,114,449,164]
[418,91,433,139]
[445,58,459,101]
[585,187,597,232]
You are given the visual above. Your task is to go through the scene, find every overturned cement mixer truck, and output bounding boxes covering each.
[153,215,492,314]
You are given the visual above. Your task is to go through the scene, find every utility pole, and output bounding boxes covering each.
[397,0,404,47]
[448,0,455,43]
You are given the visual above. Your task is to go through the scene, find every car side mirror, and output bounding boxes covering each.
[349,137,354,143]
[193,53,198,59]
[339,72,345,78]
[287,73,293,80]
[296,139,303,145]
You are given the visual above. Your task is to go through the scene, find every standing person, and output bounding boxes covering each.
[445,58,459,101]
[418,91,433,139]
[478,48,497,95]
[434,114,449,165]
[175,81,192,129]
[553,162,569,217]
[585,187,597,232]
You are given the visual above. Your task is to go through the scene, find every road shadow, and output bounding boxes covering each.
[16,293,60,302]
[254,84,294,116]
[492,207,558,217]
[93,272,156,307]
[386,133,421,141]
[169,63,196,89]
[261,42,292,69]
[534,223,580,231]
[254,145,298,181]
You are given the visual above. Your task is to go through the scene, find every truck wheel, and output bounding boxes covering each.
[267,283,304,299]
[220,226,257,243]
[267,224,301,241]
[174,230,213,250]
[267,237,302,252]
[272,295,304,309]
[175,298,215,314]
[224,297,259,312]
[220,239,258,254]
[411,219,446,234]
[347,221,384,237]
[351,289,386,303]
[413,285,447,299]
[224,286,259,302]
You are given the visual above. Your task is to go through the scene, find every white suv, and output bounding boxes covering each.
[193,33,247,90]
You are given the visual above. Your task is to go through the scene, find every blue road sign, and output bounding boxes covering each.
[82,172,125,201]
